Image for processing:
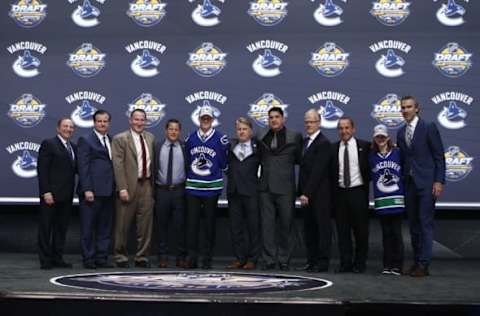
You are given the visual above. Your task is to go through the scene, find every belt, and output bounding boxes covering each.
[157,183,185,190]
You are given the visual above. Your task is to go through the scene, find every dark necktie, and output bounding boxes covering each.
[103,136,111,159]
[303,136,310,154]
[166,143,174,185]
[343,141,350,188]
[139,134,147,179]
[66,141,74,161]
[271,132,278,150]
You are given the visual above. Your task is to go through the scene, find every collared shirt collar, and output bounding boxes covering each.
[57,134,69,145]
[307,129,320,142]
[94,129,107,141]
[408,115,419,130]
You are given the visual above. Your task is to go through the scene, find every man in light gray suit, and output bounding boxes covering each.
[257,107,302,271]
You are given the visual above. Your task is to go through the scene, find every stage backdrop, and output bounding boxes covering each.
[0,0,479,208]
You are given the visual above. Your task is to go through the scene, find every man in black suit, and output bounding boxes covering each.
[77,110,115,269]
[257,107,302,271]
[333,117,370,273]
[37,118,77,269]
[226,117,261,270]
[297,109,333,273]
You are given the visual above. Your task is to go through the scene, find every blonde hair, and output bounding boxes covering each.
[235,117,252,129]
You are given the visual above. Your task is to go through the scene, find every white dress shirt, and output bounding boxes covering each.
[234,140,253,161]
[338,137,363,188]
[57,135,75,160]
[306,129,320,149]
[94,129,111,160]
[131,129,151,178]
[405,115,419,144]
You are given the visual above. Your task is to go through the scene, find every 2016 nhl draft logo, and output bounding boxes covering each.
[185,90,227,127]
[127,93,166,128]
[248,93,288,128]
[66,91,106,128]
[126,0,167,27]
[445,146,473,182]
[67,43,106,78]
[312,0,347,27]
[187,42,227,77]
[7,41,47,78]
[369,40,411,78]
[126,41,167,78]
[435,0,467,26]
[371,94,405,129]
[9,0,47,28]
[309,42,349,77]
[370,0,411,27]
[8,94,46,128]
[5,141,40,178]
[51,271,332,293]
[308,91,349,129]
[69,0,104,28]
[246,40,288,78]
[247,0,288,27]
[432,42,472,78]
[189,0,225,27]
[432,91,472,130]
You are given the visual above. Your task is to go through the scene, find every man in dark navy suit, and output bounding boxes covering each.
[397,96,445,277]
[37,118,77,269]
[77,110,115,269]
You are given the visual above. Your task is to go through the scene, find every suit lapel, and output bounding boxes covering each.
[127,131,138,165]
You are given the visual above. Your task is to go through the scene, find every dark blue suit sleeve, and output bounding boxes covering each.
[37,139,53,196]
[427,122,446,184]
[77,136,93,193]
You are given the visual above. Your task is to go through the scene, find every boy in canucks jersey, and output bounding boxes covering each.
[369,124,405,276]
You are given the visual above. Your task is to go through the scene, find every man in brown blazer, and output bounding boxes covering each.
[112,109,155,268]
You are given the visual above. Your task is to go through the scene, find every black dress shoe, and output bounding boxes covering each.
[261,263,276,270]
[279,263,290,271]
[53,261,73,268]
[295,263,316,271]
[40,263,53,270]
[116,261,130,268]
[135,261,151,268]
[96,262,114,268]
[83,262,96,269]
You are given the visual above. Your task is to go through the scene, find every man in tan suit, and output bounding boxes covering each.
[112,109,155,268]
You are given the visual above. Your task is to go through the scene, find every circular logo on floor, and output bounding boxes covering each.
[51,271,332,293]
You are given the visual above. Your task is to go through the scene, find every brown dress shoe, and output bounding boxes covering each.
[410,265,429,277]
[243,262,256,270]
[158,260,168,268]
[226,260,245,269]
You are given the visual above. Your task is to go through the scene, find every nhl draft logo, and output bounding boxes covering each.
[371,94,405,129]
[7,41,47,78]
[445,146,473,182]
[5,141,40,178]
[126,0,167,27]
[248,93,288,128]
[67,43,106,78]
[66,91,106,128]
[8,94,46,128]
[126,41,167,78]
[189,0,225,27]
[9,0,47,28]
[309,42,349,77]
[435,0,467,26]
[127,93,166,128]
[370,0,411,26]
[369,40,411,78]
[308,91,349,129]
[246,40,288,78]
[187,42,227,77]
[312,0,347,27]
[432,91,472,130]
[247,0,288,27]
[69,0,104,28]
[185,90,227,127]
[432,42,472,78]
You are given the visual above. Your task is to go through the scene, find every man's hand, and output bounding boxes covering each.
[299,195,309,206]
[119,190,129,202]
[84,191,94,202]
[43,192,54,206]
[432,182,443,199]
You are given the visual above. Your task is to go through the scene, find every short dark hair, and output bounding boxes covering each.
[130,108,147,119]
[268,107,284,117]
[338,116,355,128]
[165,118,181,130]
[400,95,419,108]
[57,117,72,127]
[93,109,111,122]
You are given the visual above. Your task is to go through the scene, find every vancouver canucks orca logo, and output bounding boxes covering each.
[432,42,472,78]
[319,100,344,129]
[12,50,41,78]
[371,94,404,129]
[247,0,288,26]
[248,93,288,128]
[313,0,346,26]
[191,100,221,127]
[436,0,467,26]
[66,90,106,128]
[71,100,97,128]
[6,142,40,178]
[67,43,106,78]
[370,0,411,26]
[187,42,227,77]
[192,153,214,176]
[437,101,468,129]
[70,0,102,28]
[8,94,46,128]
[377,168,400,193]
[190,0,224,27]
[126,0,167,27]
[127,93,166,128]
[246,40,288,78]
[131,49,160,77]
[9,0,47,28]
[308,90,350,129]
[376,49,405,77]
[309,42,349,77]
[445,146,473,182]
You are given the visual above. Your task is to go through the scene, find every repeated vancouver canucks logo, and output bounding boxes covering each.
[370,0,411,26]
[246,40,288,78]
[185,90,226,127]
[192,152,214,176]
[126,0,167,27]
[125,41,167,78]
[127,93,166,128]
[371,94,404,129]
[247,0,288,26]
[187,42,227,77]
[189,0,225,27]
[248,93,288,128]
[7,94,46,128]
[369,40,411,78]
[66,91,106,128]
[5,142,40,178]
[312,0,347,27]
[435,0,467,26]
[7,42,47,78]
[432,42,472,78]
[444,146,473,182]
[432,91,472,130]
[9,0,47,28]
[67,43,106,78]
[377,169,400,193]
[70,0,103,28]
[308,91,349,129]
[309,42,349,77]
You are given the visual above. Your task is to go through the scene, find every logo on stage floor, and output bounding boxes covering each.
[312,0,347,27]
[5,141,40,178]
[432,42,472,78]
[371,94,404,129]
[125,41,167,78]
[69,0,104,28]
[246,40,288,78]
[9,0,47,28]
[369,40,411,78]
[127,93,166,128]
[185,90,227,127]
[51,271,332,293]
[248,93,288,128]
[66,91,106,128]
[309,42,349,77]
[370,0,411,26]
[7,41,47,78]
[67,43,106,78]
[435,0,468,26]
[127,0,167,27]
[247,0,288,26]
[432,91,472,130]
[8,93,46,128]
[187,42,227,77]
[445,146,473,182]
[308,91,349,129]
[189,0,225,27]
